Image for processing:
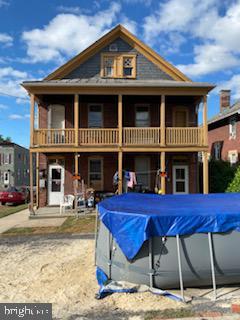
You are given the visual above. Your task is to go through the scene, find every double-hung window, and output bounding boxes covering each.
[229,118,237,139]
[213,142,222,160]
[135,105,150,127]
[103,56,115,77]
[89,158,103,190]
[88,104,103,128]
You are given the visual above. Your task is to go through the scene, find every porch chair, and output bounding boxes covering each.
[60,194,75,215]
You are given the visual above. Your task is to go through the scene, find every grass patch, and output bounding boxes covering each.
[0,204,28,219]
[144,308,195,320]
[3,216,95,236]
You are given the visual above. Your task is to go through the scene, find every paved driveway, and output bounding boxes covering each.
[0,209,66,233]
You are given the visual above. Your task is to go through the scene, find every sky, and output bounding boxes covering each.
[0,0,240,148]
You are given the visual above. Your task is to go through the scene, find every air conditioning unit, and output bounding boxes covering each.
[109,43,118,52]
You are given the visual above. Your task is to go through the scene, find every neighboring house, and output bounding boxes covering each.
[208,90,240,165]
[22,25,214,208]
[0,142,30,189]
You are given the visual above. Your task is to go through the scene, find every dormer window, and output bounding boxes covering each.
[123,56,135,78]
[103,56,114,77]
[101,53,136,78]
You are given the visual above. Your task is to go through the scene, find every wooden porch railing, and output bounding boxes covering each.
[78,128,119,145]
[166,127,204,146]
[33,129,75,145]
[123,127,161,145]
[33,127,204,147]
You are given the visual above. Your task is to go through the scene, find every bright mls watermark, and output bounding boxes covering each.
[0,303,52,319]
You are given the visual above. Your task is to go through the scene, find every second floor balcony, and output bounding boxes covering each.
[31,94,208,150]
[33,126,204,148]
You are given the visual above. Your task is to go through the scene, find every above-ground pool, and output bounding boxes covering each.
[95,193,240,299]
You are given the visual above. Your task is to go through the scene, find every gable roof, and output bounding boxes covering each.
[44,24,191,82]
[208,101,240,125]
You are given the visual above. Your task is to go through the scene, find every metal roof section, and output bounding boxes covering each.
[22,79,215,89]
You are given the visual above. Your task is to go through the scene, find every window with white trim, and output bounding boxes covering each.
[228,150,238,165]
[4,171,9,185]
[229,118,237,139]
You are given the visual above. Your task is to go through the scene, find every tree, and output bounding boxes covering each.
[0,135,12,142]
[226,165,240,192]
[209,160,236,193]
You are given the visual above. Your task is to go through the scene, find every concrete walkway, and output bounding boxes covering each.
[0,209,66,233]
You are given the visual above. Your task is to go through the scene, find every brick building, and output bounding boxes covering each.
[22,25,214,209]
[208,90,240,164]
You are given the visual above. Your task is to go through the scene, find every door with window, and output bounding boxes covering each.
[88,158,103,190]
[48,104,65,143]
[4,172,10,187]
[173,165,189,194]
[135,157,150,190]
[48,164,64,205]
[174,109,188,127]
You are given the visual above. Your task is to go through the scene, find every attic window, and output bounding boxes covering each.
[101,53,136,78]
[109,43,118,52]
[103,56,115,77]
[123,56,135,77]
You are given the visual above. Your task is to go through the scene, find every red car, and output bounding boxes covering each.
[0,187,28,205]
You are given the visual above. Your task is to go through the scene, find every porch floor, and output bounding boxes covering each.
[31,206,96,219]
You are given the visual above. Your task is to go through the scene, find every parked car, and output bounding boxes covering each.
[0,187,28,205]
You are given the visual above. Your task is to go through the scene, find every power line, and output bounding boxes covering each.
[0,91,28,100]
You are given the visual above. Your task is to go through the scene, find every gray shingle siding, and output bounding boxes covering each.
[0,144,30,189]
[65,37,173,81]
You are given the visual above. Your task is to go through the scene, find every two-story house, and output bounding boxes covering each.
[22,25,214,209]
[208,90,240,165]
[0,142,30,189]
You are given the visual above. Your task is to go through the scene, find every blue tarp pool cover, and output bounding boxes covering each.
[98,193,240,259]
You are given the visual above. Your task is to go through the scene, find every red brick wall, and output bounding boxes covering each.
[64,154,74,195]
[208,121,240,160]
[38,103,48,128]
[39,96,198,129]
[38,152,199,206]
[65,103,74,128]
[38,102,73,129]
[39,153,47,207]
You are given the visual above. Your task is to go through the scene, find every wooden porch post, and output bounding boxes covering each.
[74,94,79,146]
[118,151,123,194]
[203,95,208,146]
[203,151,209,194]
[74,153,79,214]
[30,94,35,147]
[118,94,123,146]
[160,95,165,146]
[36,152,39,208]
[161,151,166,194]
[118,94,123,194]
[29,151,34,214]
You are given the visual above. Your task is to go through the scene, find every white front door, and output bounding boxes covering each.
[48,164,64,205]
[135,156,150,190]
[173,165,189,194]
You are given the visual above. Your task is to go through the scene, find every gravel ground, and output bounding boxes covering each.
[0,235,240,320]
